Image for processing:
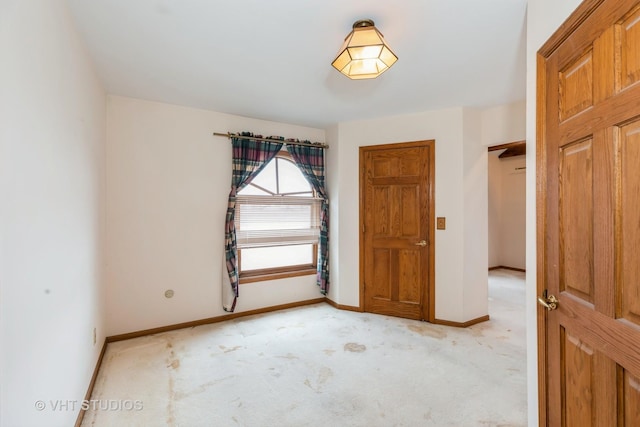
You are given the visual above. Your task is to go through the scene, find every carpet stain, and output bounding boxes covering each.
[219,345,243,353]
[344,342,367,352]
[318,366,333,384]
[304,366,333,392]
[167,376,175,425]
[168,359,180,369]
[407,324,447,339]
[276,353,299,360]
[323,348,336,356]
[470,328,485,337]
[175,376,237,399]
[391,342,414,351]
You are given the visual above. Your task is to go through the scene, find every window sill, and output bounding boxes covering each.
[240,268,317,284]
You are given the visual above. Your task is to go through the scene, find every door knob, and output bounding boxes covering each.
[415,240,427,247]
[537,292,559,311]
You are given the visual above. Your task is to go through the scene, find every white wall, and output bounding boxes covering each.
[105,96,326,336]
[462,108,489,320]
[482,101,535,268]
[499,156,526,269]
[526,0,583,425]
[488,153,526,270]
[332,107,488,323]
[488,153,503,267]
[0,1,106,426]
[481,100,526,147]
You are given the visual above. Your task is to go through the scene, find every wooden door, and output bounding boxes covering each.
[538,0,640,424]
[360,140,435,321]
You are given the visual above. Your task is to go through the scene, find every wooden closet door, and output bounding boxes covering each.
[360,140,435,321]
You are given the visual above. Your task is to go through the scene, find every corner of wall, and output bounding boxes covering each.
[461,108,489,321]
[0,1,107,426]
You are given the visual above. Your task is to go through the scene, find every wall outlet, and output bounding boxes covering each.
[93,327,97,345]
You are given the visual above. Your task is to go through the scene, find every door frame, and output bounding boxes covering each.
[358,140,436,322]
[536,0,605,424]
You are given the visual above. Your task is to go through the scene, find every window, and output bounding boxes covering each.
[236,151,321,282]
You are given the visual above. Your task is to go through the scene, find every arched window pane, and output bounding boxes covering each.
[244,159,277,194]
[278,158,312,195]
[237,185,271,196]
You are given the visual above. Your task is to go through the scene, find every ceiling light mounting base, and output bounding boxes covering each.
[353,19,375,29]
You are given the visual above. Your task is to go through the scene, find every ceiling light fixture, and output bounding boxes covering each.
[331,19,398,80]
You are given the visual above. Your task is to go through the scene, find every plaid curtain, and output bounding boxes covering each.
[223,133,283,311]
[286,144,329,294]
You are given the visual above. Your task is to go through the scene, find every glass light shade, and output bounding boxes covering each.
[331,20,398,80]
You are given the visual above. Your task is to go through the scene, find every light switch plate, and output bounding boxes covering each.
[437,217,446,230]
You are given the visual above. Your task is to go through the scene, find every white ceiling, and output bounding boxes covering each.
[67,0,527,129]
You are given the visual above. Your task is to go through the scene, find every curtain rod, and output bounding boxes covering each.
[213,132,329,149]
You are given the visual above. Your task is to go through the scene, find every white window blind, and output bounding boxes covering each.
[235,195,321,248]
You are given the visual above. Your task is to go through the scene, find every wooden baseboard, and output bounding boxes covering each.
[488,265,526,273]
[106,298,326,343]
[325,299,488,328]
[74,338,108,427]
[325,298,362,312]
[433,315,490,328]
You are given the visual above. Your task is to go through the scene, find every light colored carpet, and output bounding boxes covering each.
[82,269,526,426]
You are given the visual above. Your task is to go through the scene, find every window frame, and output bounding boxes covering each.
[238,245,317,283]
[237,150,319,283]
